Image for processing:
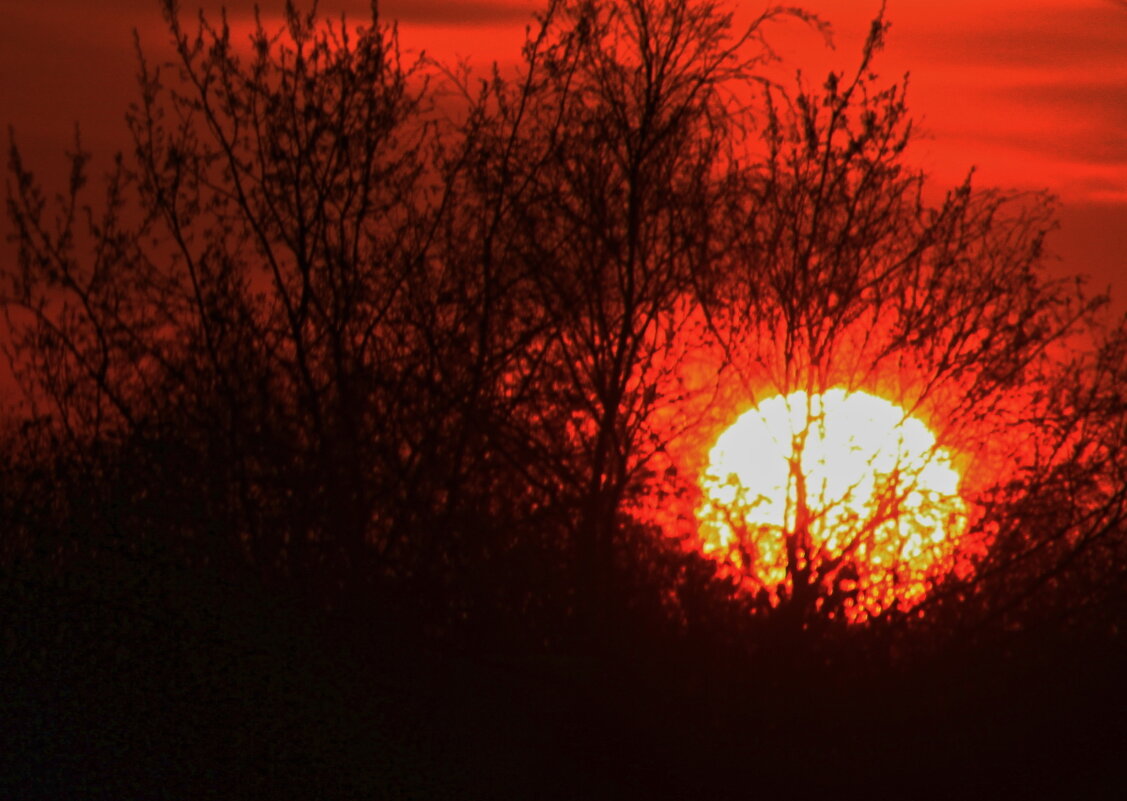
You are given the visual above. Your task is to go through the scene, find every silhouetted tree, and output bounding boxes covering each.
[447,0,828,636]
[5,1,464,607]
[688,14,1127,640]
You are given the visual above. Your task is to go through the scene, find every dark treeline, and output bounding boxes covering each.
[3,1,1127,797]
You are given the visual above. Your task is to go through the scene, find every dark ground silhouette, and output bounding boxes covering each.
[4,539,1127,800]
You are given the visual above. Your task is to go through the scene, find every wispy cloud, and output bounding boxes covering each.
[860,1,1127,201]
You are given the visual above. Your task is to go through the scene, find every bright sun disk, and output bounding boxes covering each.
[697,388,967,620]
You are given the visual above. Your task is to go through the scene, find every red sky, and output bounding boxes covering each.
[2,0,1125,312]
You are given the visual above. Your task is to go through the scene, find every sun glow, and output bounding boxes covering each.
[697,388,968,621]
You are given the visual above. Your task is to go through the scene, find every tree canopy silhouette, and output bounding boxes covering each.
[3,0,1125,653]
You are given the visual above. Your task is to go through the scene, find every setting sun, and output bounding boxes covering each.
[697,389,968,621]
